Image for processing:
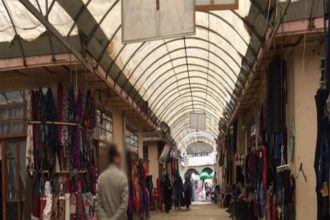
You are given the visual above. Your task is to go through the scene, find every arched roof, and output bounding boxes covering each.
[178,131,215,150]
[0,0,278,145]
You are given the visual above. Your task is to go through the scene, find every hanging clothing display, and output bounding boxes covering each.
[314,88,330,220]
[26,82,98,220]
[127,154,150,219]
[222,58,296,220]
[235,153,245,185]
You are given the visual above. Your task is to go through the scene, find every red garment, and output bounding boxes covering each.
[266,191,271,220]
[32,195,41,218]
[253,199,258,217]
[70,193,77,220]
[157,178,162,210]
[272,196,277,220]
[76,193,85,220]
[40,196,47,220]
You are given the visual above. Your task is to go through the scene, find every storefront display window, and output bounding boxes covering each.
[143,145,149,160]
[0,91,27,220]
[0,92,26,137]
[125,126,138,153]
[2,140,26,220]
[95,109,113,142]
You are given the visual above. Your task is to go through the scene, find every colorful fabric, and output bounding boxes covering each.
[70,193,77,220]
[28,85,98,219]
[59,196,66,220]
[65,193,71,220]
[82,192,94,219]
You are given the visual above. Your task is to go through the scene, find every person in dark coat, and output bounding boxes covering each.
[174,171,184,210]
[184,176,192,209]
[162,174,173,213]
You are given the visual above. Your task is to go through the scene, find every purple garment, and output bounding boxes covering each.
[141,188,150,215]
[127,182,133,220]
[72,127,81,170]
[76,192,85,220]
[248,151,257,189]
[75,90,84,123]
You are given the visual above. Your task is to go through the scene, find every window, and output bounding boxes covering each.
[95,109,113,142]
[192,152,209,157]
[125,126,138,153]
[0,92,26,137]
[143,145,149,160]
[3,139,26,220]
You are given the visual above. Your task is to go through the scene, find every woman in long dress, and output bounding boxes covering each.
[162,174,173,213]
[184,177,192,209]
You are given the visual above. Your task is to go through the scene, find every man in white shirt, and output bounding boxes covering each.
[96,144,128,220]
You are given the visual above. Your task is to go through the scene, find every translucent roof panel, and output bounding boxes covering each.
[92,0,252,142]
[0,0,270,144]
[0,0,77,42]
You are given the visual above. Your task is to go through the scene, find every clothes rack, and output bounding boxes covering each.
[28,120,94,133]
[276,164,290,173]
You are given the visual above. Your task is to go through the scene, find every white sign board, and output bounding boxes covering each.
[122,0,195,43]
[196,0,238,11]
[190,113,206,130]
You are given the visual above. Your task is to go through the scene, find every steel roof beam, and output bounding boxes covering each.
[128,55,240,103]
[121,24,254,93]
[66,0,92,38]
[34,0,56,63]
[124,45,240,91]
[157,94,223,121]
[131,56,241,109]
[2,0,26,66]
[136,63,235,105]
[165,103,220,126]
[150,77,228,113]
[152,84,227,115]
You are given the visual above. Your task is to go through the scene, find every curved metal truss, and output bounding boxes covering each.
[178,131,216,151]
[0,0,278,144]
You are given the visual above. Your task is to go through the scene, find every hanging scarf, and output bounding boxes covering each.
[45,88,58,170]
[61,85,70,170]
[26,90,34,175]
[57,83,66,170]
[82,192,94,219]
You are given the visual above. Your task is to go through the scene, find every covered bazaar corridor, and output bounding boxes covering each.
[0,0,330,220]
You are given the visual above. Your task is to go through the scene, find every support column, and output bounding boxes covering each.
[148,141,159,186]
[112,108,126,167]
[138,127,143,159]
[287,43,321,219]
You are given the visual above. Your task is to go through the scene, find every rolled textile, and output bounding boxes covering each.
[43,194,53,220]
[65,193,71,220]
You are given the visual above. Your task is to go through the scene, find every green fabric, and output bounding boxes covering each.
[160,169,166,183]
[199,172,212,180]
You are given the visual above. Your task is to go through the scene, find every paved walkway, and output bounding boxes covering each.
[151,202,230,220]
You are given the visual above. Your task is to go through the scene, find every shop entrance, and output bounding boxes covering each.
[1,138,26,220]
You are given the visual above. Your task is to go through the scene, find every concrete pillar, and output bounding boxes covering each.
[148,142,159,186]
[138,127,143,159]
[285,43,322,219]
[112,108,126,167]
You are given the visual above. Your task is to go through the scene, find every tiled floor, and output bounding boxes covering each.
[151,202,230,220]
